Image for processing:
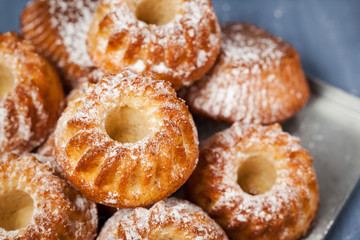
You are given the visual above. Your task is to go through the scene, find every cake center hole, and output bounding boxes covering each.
[136,0,176,25]
[105,106,151,143]
[151,227,183,240]
[151,237,176,240]
[237,155,276,195]
[0,64,15,99]
[0,190,34,231]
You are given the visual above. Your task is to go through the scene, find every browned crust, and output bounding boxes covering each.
[20,0,98,89]
[181,23,310,124]
[36,69,104,174]
[97,198,228,240]
[186,123,319,240]
[87,0,221,89]
[0,32,64,155]
[0,153,98,240]
[54,71,199,208]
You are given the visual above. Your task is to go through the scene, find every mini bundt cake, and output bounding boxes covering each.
[66,69,104,103]
[87,0,221,89]
[97,198,228,240]
[0,153,98,239]
[186,123,319,240]
[181,23,310,124]
[54,71,199,208]
[21,0,100,89]
[0,32,64,156]
[36,70,104,173]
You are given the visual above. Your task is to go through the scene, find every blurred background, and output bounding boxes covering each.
[0,0,359,239]
[1,0,359,97]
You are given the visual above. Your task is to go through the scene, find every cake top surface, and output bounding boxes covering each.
[48,0,100,67]
[221,23,291,73]
[99,198,228,239]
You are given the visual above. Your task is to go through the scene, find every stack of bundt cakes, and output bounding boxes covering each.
[0,0,319,239]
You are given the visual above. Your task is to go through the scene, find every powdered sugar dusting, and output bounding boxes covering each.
[220,23,287,73]
[88,0,221,88]
[0,107,7,146]
[97,198,228,239]
[54,71,198,207]
[188,123,318,239]
[184,23,309,124]
[131,60,146,72]
[0,32,62,155]
[0,153,98,239]
[48,0,100,66]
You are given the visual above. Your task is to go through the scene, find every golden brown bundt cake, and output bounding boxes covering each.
[21,0,100,89]
[36,132,56,159]
[36,69,104,173]
[181,23,310,124]
[66,69,104,103]
[186,123,319,240]
[0,153,98,239]
[97,198,228,240]
[87,0,221,89]
[0,32,64,156]
[54,71,199,208]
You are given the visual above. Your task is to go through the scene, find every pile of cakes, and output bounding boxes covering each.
[0,0,318,239]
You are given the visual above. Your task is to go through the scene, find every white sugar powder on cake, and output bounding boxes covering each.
[48,0,100,67]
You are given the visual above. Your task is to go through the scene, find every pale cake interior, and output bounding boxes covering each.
[105,105,152,143]
[0,190,34,231]
[136,0,177,26]
[238,155,277,195]
[150,226,186,240]
[0,63,15,99]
